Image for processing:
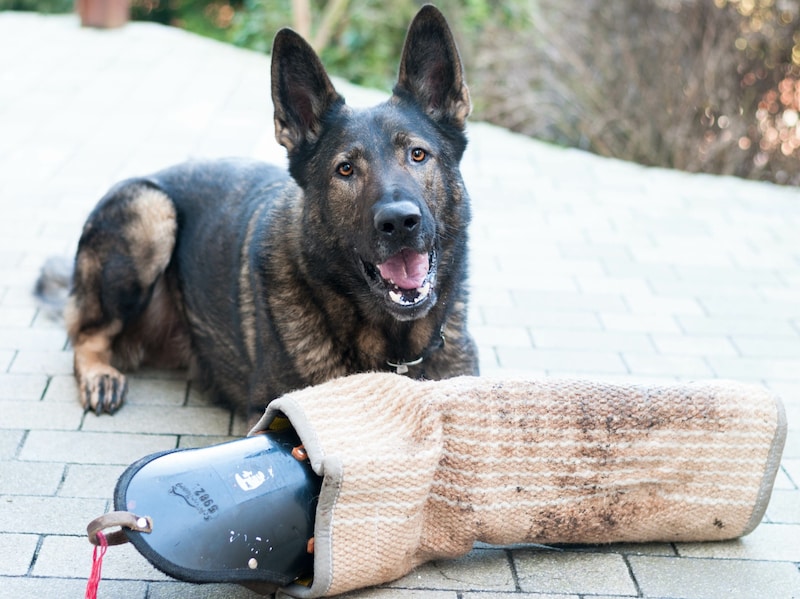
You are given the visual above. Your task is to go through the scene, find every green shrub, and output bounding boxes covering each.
[0,0,72,12]
[228,0,527,91]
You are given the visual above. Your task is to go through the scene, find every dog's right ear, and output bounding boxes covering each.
[271,28,344,154]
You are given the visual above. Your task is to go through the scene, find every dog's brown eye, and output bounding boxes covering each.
[337,162,354,177]
[411,148,427,163]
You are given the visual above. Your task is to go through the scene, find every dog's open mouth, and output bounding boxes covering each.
[362,248,437,311]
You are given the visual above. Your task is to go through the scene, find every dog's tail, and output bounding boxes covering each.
[34,256,73,315]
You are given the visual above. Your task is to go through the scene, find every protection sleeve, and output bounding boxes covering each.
[250,373,786,598]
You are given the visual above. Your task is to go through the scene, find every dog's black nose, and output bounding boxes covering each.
[373,200,421,236]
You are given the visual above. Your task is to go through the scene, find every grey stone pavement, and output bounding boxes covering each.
[1,11,799,599]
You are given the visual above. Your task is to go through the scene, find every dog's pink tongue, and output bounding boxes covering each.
[377,249,429,289]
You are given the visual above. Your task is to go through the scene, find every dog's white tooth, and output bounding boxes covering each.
[416,282,430,300]
[389,290,403,304]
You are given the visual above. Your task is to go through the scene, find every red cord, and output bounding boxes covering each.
[85,530,108,599]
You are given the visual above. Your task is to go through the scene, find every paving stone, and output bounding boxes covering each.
[730,336,800,359]
[768,381,800,414]
[510,289,629,314]
[387,549,514,591]
[19,430,177,465]
[0,460,64,495]
[80,404,231,436]
[461,594,576,599]
[0,576,147,598]
[782,458,800,486]
[602,258,681,283]
[675,523,800,562]
[0,306,36,327]
[33,534,171,581]
[482,307,602,330]
[759,284,800,303]
[622,353,715,378]
[513,550,637,596]
[673,264,783,286]
[766,489,800,524]
[147,581,269,598]
[558,241,631,261]
[339,589,457,599]
[59,463,126,498]
[466,285,514,309]
[650,333,739,357]
[9,349,73,375]
[649,277,763,298]
[0,373,48,400]
[577,275,652,296]
[707,356,800,382]
[124,376,189,406]
[0,533,38,575]
[700,296,798,319]
[785,434,800,460]
[0,399,83,431]
[628,555,800,599]
[599,313,682,334]
[496,347,628,375]
[178,435,240,449]
[623,293,705,317]
[772,467,795,491]
[0,430,23,459]
[470,325,532,349]
[482,272,579,294]
[479,363,546,379]
[561,542,677,557]
[186,384,215,407]
[40,374,78,402]
[231,412,257,437]
[531,329,654,353]
[0,327,66,351]
[677,314,798,337]
[0,350,14,373]
[635,245,733,269]
[0,496,106,535]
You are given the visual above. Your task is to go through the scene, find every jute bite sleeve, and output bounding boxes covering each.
[250,374,786,598]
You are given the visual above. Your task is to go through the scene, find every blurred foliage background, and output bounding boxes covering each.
[4,0,799,185]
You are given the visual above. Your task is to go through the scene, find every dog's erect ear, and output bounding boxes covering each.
[394,5,471,129]
[271,28,344,153]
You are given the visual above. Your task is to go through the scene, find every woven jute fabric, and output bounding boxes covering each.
[250,374,786,598]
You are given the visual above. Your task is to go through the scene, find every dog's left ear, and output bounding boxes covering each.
[394,5,471,129]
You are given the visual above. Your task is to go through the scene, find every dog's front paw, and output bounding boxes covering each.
[78,368,128,415]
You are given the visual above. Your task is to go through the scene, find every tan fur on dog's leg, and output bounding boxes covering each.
[70,317,127,414]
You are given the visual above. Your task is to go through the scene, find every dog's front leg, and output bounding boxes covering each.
[70,321,128,414]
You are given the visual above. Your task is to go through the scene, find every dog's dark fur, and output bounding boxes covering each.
[53,5,478,419]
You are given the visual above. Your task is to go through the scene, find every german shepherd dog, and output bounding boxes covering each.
[58,5,478,420]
